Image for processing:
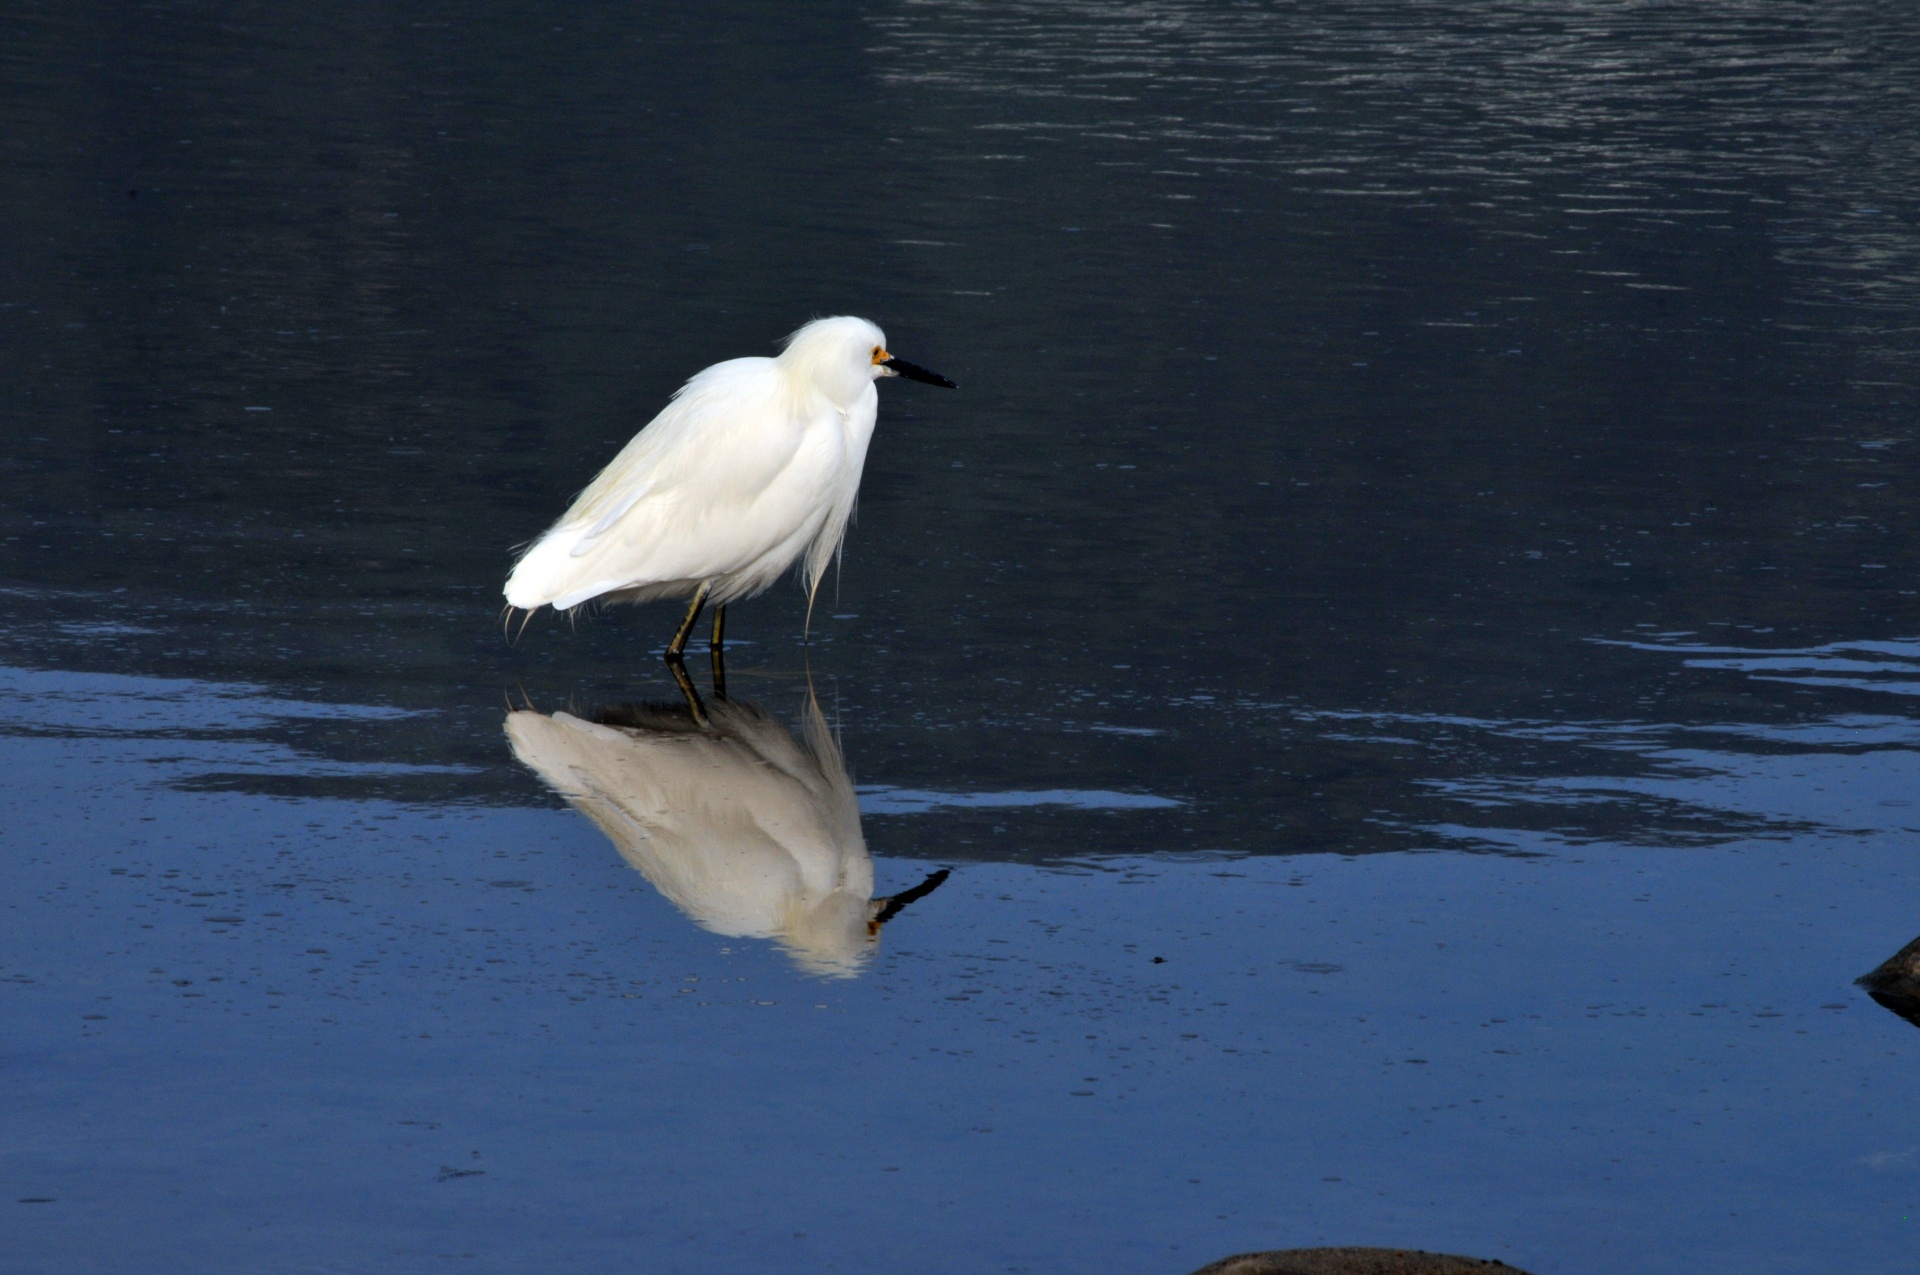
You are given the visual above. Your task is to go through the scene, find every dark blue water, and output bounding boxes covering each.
[4,3,1920,1271]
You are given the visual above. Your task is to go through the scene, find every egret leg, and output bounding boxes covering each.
[707,605,728,699]
[665,654,709,728]
[664,583,710,660]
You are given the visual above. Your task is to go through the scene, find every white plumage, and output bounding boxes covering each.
[503,316,953,645]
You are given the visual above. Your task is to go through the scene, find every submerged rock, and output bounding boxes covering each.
[1857,933,1920,1028]
[1185,1248,1532,1275]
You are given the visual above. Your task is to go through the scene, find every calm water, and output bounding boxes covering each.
[4,3,1920,1271]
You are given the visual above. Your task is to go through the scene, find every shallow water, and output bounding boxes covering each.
[4,3,1920,1272]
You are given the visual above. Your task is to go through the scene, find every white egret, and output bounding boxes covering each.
[503,315,955,657]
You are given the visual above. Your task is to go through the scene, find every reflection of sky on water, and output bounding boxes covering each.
[16,632,1919,860]
[0,665,466,791]
[5,659,1920,1272]
[859,784,1182,813]
[1602,636,1920,696]
[1307,637,1920,849]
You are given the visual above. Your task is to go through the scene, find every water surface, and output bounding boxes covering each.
[4,3,1920,1272]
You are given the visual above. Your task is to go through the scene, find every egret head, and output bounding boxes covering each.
[780,315,956,406]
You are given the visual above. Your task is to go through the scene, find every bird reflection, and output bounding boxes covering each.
[505,668,948,977]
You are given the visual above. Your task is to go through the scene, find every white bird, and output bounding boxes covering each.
[504,689,950,977]
[503,315,955,657]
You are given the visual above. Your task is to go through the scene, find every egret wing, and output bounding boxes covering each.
[504,358,825,609]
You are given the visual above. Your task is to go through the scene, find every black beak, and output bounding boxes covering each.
[882,357,957,389]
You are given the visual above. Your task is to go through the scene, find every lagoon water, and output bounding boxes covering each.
[4,3,1920,1272]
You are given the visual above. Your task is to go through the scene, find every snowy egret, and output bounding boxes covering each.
[504,684,950,977]
[503,315,955,657]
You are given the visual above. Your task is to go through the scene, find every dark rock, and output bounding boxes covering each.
[1185,1248,1533,1275]
[1857,933,1920,1028]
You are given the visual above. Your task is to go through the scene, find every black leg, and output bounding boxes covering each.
[708,605,728,699]
[664,653,709,728]
[665,583,709,660]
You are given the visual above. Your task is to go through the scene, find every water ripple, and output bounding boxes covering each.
[875,0,1920,362]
